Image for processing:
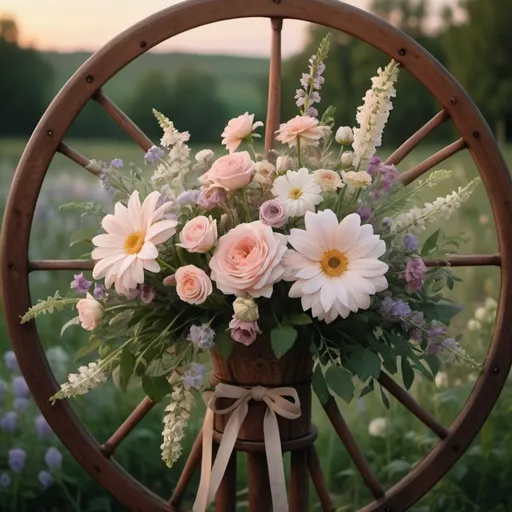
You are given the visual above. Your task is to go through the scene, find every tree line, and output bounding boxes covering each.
[0,0,510,145]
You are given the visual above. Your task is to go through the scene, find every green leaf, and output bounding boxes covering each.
[214,330,234,360]
[401,357,415,390]
[74,336,101,362]
[385,460,410,475]
[421,229,441,256]
[312,365,331,405]
[325,366,354,403]
[270,325,297,359]
[69,227,95,248]
[373,342,397,375]
[119,349,136,391]
[348,346,381,382]
[61,316,80,337]
[142,375,172,403]
[422,299,462,325]
[286,313,312,326]
[424,354,440,376]
[359,378,375,398]
[380,385,390,409]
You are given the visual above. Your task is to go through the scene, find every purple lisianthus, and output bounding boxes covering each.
[38,470,53,489]
[403,234,418,253]
[197,187,227,210]
[229,318,262,346]
[144,145,165,163]
[70,273,92,294]
[93,283,105,299]
[0,473,11,488]
[379,297,412,322]
[0,412,18,432]
[427,323,447,342]
[110,158,123,169]
[367,156,381,176]
[139,285,156,304]
[35,415,53,440]
[357,206,373,222]
[8,449,26,473]
[12,376,29,398]
[259,200,288,228]
[183,363,207,391]
[187,324,215,349]
[44,447,63,470]
[403,257,427,293]
[4,351,18,371]
[176,190,200,206]
[13,398,30,413]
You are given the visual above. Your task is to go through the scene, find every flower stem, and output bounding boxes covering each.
[56,475,81,512]
[297,137,303,168]
[239,189,251,222]
[157,258,176,272]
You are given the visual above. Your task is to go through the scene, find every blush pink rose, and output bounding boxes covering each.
[179,216,218,253]
[209,221,287,298]
[77,293,103,331]
[200,152,255,191]
[276,115,331,148]
[229,318,262,346]
[175,265,213,305]
[221,112,264,153]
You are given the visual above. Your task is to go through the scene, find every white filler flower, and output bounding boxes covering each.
[92,191,177,294]
[271,167,323,217]
[284,210,388,323]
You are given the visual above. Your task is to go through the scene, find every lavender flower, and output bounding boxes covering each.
[13,398,30,413]
[0,473,11,488]
[38,470,53,488]
[259,200,288,228]
[110,158,124,169]
[183,363,207,391]
[139,285,156,304]
[197,187,226,210]
[44,447,63,470]
[379,297,412,321]
[70,273,92,294]
[8,449,26,473]
[35,415,53,440]
[187,324,215,349]
[427,323,447,342]
[3,351,18,372]
[357,206,373,222]
[144,145,165,163]
[93,283,105,299]
[0,412,18,432]
[403,257,427,293]
[403,234,418,253]
[176,190,200,206]
[12,376,29,398]
[367,156,382,176]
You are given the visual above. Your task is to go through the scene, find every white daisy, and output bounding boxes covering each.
[283,210,388,323]
[92,191,177,295]
[271,167,323,218]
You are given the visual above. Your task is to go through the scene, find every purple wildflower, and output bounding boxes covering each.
[367,156,382,176]
[427,323,447,342]
[0,412,18,432]
[8,449,26,473]
[70,273,92,294]
[183,363,207,391]
[13,398,30,413]
[12,376,29,398]
[176,190,200,206]
[0,473,11,488]
[3,351,18,372]
[403,234,418,253]
[139,285,156,304]
[110,158,124,169]
[144,145,165,163]
[403,257,427,293]
[197,187,227,210]
[187,324,215,349]
[379,297,412,321]
[93,283,105,299]
[357,206,373,222]
[35,415,53,440]
[44,447,63,470]
[38,470,53,488]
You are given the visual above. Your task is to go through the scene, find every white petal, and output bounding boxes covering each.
[138,242,158,260]
[334,213,361,252]
[288,229,323,260]
[91,248,124,260]
[289,280,305,298]
[348,259,389,277]
[295,265,322,279]
[127,191,143,231]
[116,254,136,279]
[302,273,326,294]
[146,220,178,245]
[141,191,161,229]
[142,259,160,273]
[131,258,145,284]
[92,234,124,248]
[369,275,388,292]
[114,202,134,234]
[102,214,129,237]
[92,253,127,279]
[320,281,335,311]
[346,236,382,259]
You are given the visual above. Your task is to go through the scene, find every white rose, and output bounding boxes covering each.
[253,160,276,186]
[342,170,372,189]
[368,417,388,437]
[77,293,103,331]
[341,151,354,166]
[276,155,294,172]
[233,297,259,322]
[195,149,214,163]
[314,169,343,192]
[335,126,354,145]
[474,307,487,322]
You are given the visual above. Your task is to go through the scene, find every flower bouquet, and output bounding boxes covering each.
[22,34,480,501]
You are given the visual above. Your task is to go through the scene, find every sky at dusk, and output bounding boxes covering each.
[1,0,454,57]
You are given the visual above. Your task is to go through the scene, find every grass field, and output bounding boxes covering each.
[0,137,511,511]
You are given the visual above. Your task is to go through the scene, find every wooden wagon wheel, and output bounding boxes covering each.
[1,0,511,510]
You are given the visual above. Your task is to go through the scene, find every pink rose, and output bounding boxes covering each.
[179,216,218,253]
[209,221,287,298]
[200,152,255,191]
[259,199,288,228]
[175,265,213,304]
[276,115,331,148]
[229,318,262,346]
[77,293,103,331]
[197,187,227,210]
[221,112,264,153]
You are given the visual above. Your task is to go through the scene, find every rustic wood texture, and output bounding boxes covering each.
[28,260,95,272]
[215,452,237,512]
[57,142,99,175]
[424,254,501,267]
[247,452,272,512]
[307,446,336,512]
[289,449,309,512]
[2,1,511,511]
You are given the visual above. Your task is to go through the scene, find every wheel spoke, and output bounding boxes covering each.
[424,254,501,267]
[29,260,94,272]
[385,110,449,166]
[378,373,449,439]
[215,451,237,512]
[169,429,203,507]
[57,143,100,176]
[264,18,283,159]
[101,396,154,457]
[93,90,154,152]
[322,397,384,499]
[307,446,336,512]
[399,138,467,186]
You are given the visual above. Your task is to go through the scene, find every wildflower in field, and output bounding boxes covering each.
[110,158,123,169]
[368,417,388,437]
[44,447,63,470]
[379,298,412,321]
[187,324,215,350]
[3,350,18,371]
[35,415,53,440]
[8,449,27,473]
[0,473,11,487]
[144,145,165,164]
[12,376,29,398]
[70,273,92,294]
[0,412,18,432]
[13,398,30,412]
[38,470,53,488]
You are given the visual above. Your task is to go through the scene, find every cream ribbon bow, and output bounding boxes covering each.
[193,383,301,512]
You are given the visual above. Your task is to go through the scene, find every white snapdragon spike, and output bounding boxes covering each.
[391,178,479,234]
[271,168,323,217]
[50,361,107,403]
[161,383,194,467]
[352,61,399,171]
[92,191,177,295]
[283,210,388,323]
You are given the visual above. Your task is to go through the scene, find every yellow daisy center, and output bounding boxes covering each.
[320,249,348,277]
[124,231,145,255]
[288,187,303,200]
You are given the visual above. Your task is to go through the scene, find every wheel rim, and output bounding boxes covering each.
[2,1,511,510]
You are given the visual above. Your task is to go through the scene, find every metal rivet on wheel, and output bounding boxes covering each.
[140,40,147,48]
[450,97,458,105]
[398,48,407,56]
[8,264,15,271]
[86,75,94,83]
[46,130,53,137]
[493,366,500,375]
[472,130,481,139]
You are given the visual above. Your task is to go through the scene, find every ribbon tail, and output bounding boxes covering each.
[264,408,289,512]
[192,408,214,512]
